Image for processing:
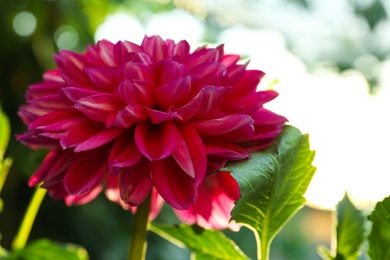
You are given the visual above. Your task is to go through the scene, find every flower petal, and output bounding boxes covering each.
[84,66,117,92]
[60,87,102,102]
[191,114,254,135]
[110,100,148,128]
[141,35,168,62]
[154,77,191,109]
[74,126,123,152]
[120,158,153,206]
[151,157,197,210]
[29,110,86,132]
[109,131,143,172]
[64,146,109,195]
[174,86,224,121]
[145,107,182,124]
[173,124,207,184]
[135,121,176,160]
[190,62,227,85]
[74,94,124,122]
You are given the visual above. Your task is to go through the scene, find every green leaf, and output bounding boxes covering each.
[331,193,365,260]
[367,195,390,260]
[0,105,10,161]
[150,223,249,260]
[224,125,316,259]
[9,239,88,260]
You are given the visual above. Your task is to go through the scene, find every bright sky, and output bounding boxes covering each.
[94,9,390,211]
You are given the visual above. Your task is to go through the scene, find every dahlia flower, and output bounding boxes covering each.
[18,35,287,229]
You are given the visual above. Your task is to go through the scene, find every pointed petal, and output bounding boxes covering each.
[60,120,105,149]
[110,101,148,128]
[64,146,108,195]
[204,140,250,160]
[109,132,143,170]
[28,148,65,186]
[120,159,153,206]
[190,62,227,85]
[174,86,224,121]
[135,121,176,160]
[74,94,124,122]
[191,114,254,135]
[116,61,153,82]
[173,124,207,184]
[113,41,142,65]
[114,79,155,107]
[145,107,182,124]
[74,126,122,152]
[151,157,197,210]
[141,35,168,62]
[154,77,191,109]
[60,87,102,102]
[153,59,189,86]
[29,110,86,132]
[84,66,117,92]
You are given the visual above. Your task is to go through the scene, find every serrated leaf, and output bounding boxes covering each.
[367,195,390,260]
[9,239,89,260]
[333,193,365,260]
[224,125,316,259]
[150,223,249,260]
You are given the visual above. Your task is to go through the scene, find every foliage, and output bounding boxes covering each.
[150,223,249,260]
[367,196,390,260]
[8,239,88,260]
[224,125,316,259]
[318,193,365,260]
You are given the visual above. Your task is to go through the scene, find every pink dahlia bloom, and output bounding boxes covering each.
[18,35,287,229]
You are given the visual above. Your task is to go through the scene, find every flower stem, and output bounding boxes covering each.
[11,186,46,250]
[128,194,151,260]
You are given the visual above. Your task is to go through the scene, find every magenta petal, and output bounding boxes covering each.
[174,86,224,121]
[111,101,148,128]
[108,131,141,174]
[113,41,142,64]
[151,157,197,210]
[191,114,254,135]
[114,79,155,107]
[60,120,105,149]
[116,62,153,82]
[28,148,64,186]
[190,62,227,85]
[183,48,219,69]
[61,87,102,102]
[120,159,153,205]
[29,110,86,132]
[205,141,250,160]
[145,107,182,124]
[154,77,191,109]
[135,121,176,160]
[74,94,124,122]
[221,54,240,67]
[173,124,207,184]
[84,67,116,92]
[74,126,123,152]
[64,146,108,195]
[141,35,168,62]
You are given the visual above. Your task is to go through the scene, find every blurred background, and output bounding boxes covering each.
[1,0,389,259]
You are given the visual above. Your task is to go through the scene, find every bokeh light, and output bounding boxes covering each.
[12,11,37,37]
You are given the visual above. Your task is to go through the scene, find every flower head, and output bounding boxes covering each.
[18,35,286,229]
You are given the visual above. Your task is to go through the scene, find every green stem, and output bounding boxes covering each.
[127,194,151,260]
[260,239,270,260]
[0,158,12,192]
[11,186,46,250]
